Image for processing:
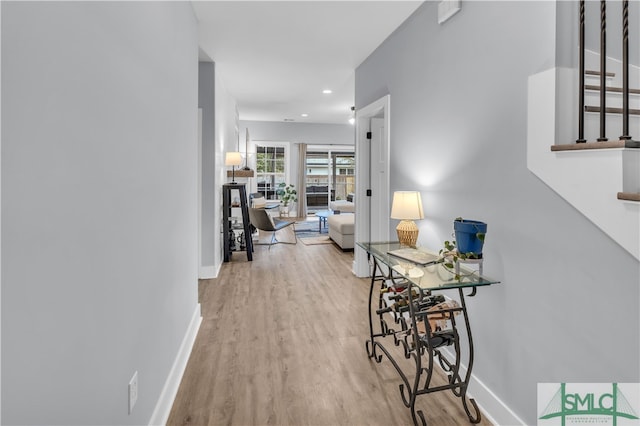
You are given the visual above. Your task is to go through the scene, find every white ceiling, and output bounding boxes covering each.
[192,1,423,124]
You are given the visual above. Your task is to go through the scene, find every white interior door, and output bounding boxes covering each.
[353,95,390,277]
[369,117,389,242]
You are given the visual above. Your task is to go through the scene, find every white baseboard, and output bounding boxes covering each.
[198,265,216,279]
[148,304,202,426]
[439,348,525,426]
[468,372,526,426]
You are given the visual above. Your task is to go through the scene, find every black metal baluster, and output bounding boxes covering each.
[620,0,631,141]
[577,0,587,143]
[598,0,608,142]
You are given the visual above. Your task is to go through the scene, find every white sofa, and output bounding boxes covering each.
[328,214,355,250]
[329,200,355,213]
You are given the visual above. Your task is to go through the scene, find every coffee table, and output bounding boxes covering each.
[315,210,333,233]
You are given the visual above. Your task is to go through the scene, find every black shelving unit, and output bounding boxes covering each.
[223,183,253,262]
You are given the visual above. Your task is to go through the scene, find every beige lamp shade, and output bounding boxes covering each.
[391,191,424,220]
[225,152,243,167]
[390,191,424,247]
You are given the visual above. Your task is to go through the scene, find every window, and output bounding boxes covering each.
[255,144,287,200]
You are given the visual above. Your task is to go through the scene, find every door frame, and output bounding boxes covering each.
[353,95,391,277]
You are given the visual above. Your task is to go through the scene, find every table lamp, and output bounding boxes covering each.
[390,191,424,247]
[225,152,243,184]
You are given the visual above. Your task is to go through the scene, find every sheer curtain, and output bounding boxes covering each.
[296,143,307,218]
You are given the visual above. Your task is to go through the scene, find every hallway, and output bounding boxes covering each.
[168,242,493,426]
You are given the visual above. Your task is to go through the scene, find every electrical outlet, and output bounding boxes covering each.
[128,371,138,414]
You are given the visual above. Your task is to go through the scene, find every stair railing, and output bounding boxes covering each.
[598,0,608,142]
[577,0,586,143]
[621,0,631,141]
[576,0,636,144]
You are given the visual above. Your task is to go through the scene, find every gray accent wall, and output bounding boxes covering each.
[556,1,640,68]
[584,0,640,65]
[2,2,199,424]
[356,2,639,424]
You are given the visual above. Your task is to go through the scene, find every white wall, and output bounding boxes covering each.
[2,2,199,424]
[198,62,217,278]
[356,2,639,424]
[199,63,238,276]
[215,76,240,270]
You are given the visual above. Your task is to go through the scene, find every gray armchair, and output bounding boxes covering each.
[248,208,297,248]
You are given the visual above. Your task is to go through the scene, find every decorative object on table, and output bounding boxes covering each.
[237,231,246,251]
[439,217,487,280]
[390,191,424,247]
[228,228,236,251]
[276,183,297,217]
[225,152,243,184]
[391,263,424,278]
[453,218,487,255]
[388,247,440,266]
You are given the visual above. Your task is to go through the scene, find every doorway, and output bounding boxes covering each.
[353,95,391,277]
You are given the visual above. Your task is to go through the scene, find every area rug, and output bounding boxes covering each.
[299,235,333,245]
[294,219,325,239]
[294,219,319,230]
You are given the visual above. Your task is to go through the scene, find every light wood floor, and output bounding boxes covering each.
[167,240,493,426]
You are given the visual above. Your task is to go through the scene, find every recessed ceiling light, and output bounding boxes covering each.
[322,89,332,94]
[301,113,309,118]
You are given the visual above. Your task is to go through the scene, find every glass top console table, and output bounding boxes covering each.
[358,242,500,426]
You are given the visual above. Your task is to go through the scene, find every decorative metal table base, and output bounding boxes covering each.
[365,254,482,426]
